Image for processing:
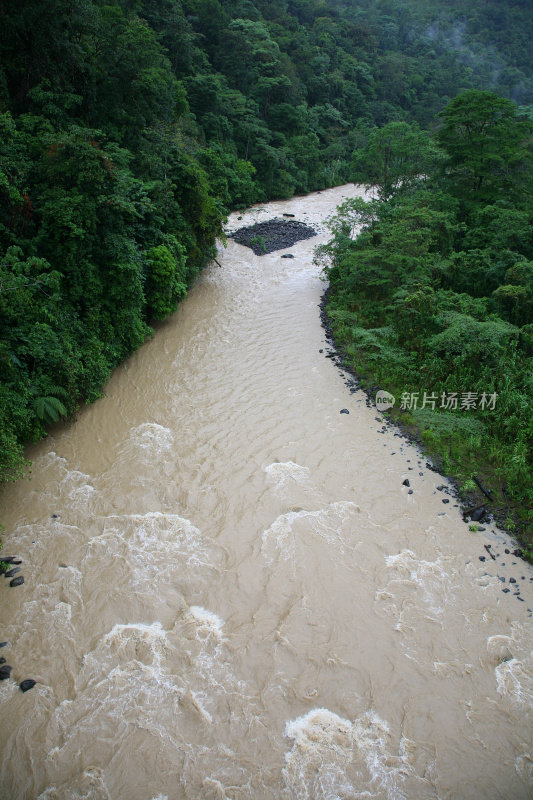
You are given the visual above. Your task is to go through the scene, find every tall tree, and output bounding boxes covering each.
[436,89,533,206]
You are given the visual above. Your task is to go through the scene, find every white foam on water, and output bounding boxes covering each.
[379,550,454,617]
[1,565,84,684]
[261,501,360,566]
[264,461,310,489]
[82,512,224,592]
[37,767,112,800]
[489,623,533,708]
[486,634,515,666]
[42,621,187,782]
[30,452,96,516]
[201,777,232,799]
[110,423,176,486]
[514,753,533,783]
[189,606,225,639]
[282,708,428,800]
[495,658,533,707]
[127,422,174,454]
[37,611,258,798]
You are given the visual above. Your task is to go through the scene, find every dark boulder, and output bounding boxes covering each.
[4,567,21,578]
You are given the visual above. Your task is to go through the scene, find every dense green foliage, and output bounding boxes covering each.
[1,0,533,487]
[320,89,533,549]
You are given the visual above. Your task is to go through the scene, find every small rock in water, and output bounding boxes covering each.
[281,253,294,259]
[0,665,12,680]
[19,679,36,693]
[442,499,450,504]
[4,567,21,578]
[2,556,20,564]
[402,479,410,487]
[0,642,7,648]
[479,556,486,561]
[408,489,413,495]
[513,548,523,558]
[509,577,516,583]
[0,657,5,664]
[471,507,485,521]
[340,408,349,414]
[51,513,60,519]
[502,588,510,593]
[9,575,24,587]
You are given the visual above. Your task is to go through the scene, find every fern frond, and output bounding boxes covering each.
[32,395,67,424]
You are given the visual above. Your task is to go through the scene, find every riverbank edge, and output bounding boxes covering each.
[319,285,532,565]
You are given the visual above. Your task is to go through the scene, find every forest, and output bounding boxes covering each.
[319,88,533,553]
[0,0,532,548]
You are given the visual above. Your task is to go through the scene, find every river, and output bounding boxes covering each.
[0,185,531,799]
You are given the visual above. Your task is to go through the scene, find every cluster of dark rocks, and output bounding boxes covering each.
[1,555,24,587]
[229,217,317,255]
[478,545,532,606]
[1,557,36,692]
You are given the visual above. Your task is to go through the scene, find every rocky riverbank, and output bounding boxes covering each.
[319,286,533,585]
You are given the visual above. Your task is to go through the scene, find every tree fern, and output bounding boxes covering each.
[32,395,67,424]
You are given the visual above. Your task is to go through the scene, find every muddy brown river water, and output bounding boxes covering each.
[0,185,532,799]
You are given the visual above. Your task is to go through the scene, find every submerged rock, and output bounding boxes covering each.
[19,679,36,693]
[0,665,12,680]
[9,575,24,587]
